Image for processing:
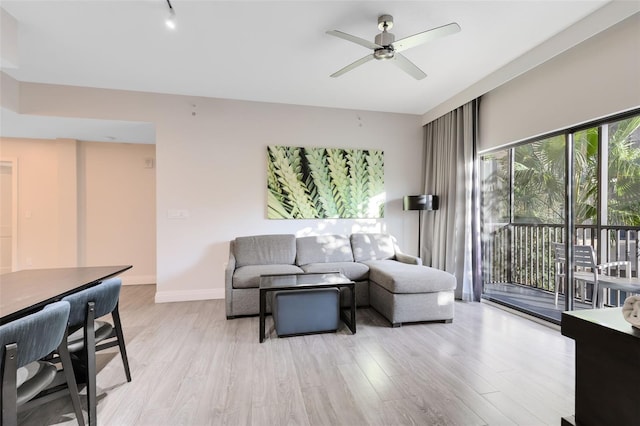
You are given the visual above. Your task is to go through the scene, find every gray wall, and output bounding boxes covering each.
[479,13,640,151]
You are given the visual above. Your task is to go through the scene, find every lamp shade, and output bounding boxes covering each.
[403,195,439,211]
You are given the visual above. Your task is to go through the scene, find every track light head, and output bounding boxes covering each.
[165,0,176,30]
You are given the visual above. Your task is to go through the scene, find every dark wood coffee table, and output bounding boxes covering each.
[259,272,356,342]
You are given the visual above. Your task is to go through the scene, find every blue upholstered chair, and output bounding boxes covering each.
[1,301,84,426]
[62,277,131,426]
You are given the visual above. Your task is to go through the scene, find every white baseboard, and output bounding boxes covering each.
[121,275,156,286]
[154,288,225,303]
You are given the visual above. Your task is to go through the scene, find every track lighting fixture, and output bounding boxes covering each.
[165,0,176,30]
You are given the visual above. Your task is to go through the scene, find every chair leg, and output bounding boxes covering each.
[84,302,97,426]
[111,305,132,382]
[574,280,585,303]
[2,343,18,426]
[58,331,86,426]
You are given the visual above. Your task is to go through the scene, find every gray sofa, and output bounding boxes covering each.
[225,233,456,326]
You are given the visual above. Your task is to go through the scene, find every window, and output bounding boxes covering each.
[513,135,565,224]
[480,110,640,297]
[605,116,640,226]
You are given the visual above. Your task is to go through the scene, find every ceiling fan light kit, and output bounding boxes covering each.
[327,14,460,80]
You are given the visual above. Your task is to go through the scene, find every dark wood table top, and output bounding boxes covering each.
[0,265,132,324]
[562,307,640,341]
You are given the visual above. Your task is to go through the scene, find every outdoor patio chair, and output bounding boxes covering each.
[553,242,630,308]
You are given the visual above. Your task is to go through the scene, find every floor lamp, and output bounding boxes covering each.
[403,195,439,257]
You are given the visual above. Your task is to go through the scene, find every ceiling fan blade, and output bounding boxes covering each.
[326,30,382,50]
[392,22,461,52]
[392,53,427,80]
[330,54,374,78]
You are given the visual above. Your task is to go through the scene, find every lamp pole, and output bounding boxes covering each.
[417,209,422,258]
[403,195,438,260]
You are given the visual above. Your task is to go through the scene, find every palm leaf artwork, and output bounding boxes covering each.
[268,146,317,219]
[367,150,385,217]
[267,146,384,219]
[345,149,368,218]
[326,148,352,218]
[305,148,339,218]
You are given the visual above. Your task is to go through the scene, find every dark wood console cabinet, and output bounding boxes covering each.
[561,307,640,426]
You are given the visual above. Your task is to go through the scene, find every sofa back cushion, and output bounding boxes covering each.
[296,235,354,266]
[351,233,396,262]
[234,234,297,267]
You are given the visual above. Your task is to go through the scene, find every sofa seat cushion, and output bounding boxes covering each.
[296,235,354,265]
[234,234,297,267]
[300,262,369,282]
[364,260,456,294]
[233,264,304,289]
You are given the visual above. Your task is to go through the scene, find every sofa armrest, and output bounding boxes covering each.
[225,241,237,318]
[395,252,423,266]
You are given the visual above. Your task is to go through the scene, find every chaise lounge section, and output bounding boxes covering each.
[351,233,456,326]
[225,232,456,326]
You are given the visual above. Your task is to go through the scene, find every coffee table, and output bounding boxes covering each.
[259,272,356,342]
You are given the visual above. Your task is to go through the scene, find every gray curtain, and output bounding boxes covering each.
[422,99,481,301]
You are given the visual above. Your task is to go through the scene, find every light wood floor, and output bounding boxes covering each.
[19,285,576,425]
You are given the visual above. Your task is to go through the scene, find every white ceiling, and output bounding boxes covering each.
[0,0,632,143]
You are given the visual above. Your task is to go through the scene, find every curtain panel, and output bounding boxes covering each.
[423,99,481,301]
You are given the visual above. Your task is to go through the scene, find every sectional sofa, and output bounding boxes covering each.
[225,233,456,326]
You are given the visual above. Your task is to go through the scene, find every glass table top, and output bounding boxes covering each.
[259,272,353,289]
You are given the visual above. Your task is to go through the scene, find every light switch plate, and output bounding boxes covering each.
[167,209,189,219]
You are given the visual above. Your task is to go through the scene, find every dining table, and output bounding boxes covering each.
[0,265,132,325]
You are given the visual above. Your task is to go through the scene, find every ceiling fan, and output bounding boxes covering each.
[327,15,461,80]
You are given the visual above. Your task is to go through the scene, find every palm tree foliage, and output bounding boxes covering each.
[573,117,640,225]
[602,116,640,225]
[513,135,565,223]
[483,115,640,227]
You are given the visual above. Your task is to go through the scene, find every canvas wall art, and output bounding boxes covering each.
[267,145,384,219]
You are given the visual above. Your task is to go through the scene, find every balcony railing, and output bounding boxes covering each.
[483,223,640,303]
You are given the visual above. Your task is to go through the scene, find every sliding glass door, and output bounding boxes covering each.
[480,110,640,312]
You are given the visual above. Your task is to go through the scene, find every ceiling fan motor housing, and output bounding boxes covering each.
[374,31,395,60]
[375,31,395,47]
[374,14,395,60]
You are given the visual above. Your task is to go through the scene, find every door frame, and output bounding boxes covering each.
[0,158,18,272]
